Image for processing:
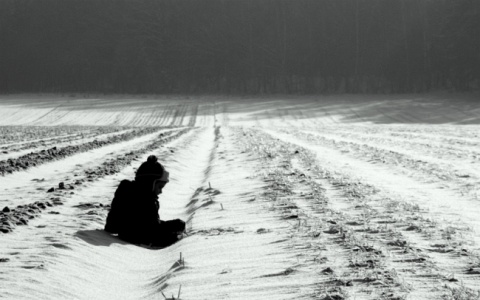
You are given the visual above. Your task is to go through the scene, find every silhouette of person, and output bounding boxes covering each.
[105,155,185,247]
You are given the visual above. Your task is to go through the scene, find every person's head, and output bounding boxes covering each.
[135,155,169,195]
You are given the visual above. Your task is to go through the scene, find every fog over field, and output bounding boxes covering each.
[0,95,479,299]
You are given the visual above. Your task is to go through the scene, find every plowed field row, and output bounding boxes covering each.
[0,128,134,160]
[0,127,175,176]
[277,128,480,199]
[299,127,480,163]
[238,127,480,299]
[0,128,190,235]
[0,126,110,145]
[0,127,206,299]
[312,125,480,142]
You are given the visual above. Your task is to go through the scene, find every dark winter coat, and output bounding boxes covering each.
[105,180,185,247]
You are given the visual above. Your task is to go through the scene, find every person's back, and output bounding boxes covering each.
[105,155,185,247]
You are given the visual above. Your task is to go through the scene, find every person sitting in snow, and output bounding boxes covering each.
[105,155,185,247]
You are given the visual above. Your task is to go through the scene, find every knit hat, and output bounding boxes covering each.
[135,155,169,182]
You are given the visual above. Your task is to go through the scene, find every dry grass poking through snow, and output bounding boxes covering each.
[233,127,480,299]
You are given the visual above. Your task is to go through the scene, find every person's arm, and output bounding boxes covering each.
[149,197,161,223]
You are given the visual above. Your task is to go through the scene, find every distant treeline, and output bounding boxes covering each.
[0,0,479,94]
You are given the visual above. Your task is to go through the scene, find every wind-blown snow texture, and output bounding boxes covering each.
[1,93,480,299]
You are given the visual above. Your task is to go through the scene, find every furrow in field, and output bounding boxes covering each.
[169,104,188,127]
[243,127,448,299]
[147,103,167,126]
[0,128,133,161]
[34,106,84,126]
[295,128,480,185]
[65,108,115,126]
[126,106,145,127]
[27,105,63,126]
[299,126,480,161]
[181,103,195,127]
[266,128,480,247]
[110,104,130,126]
[153,104,174,127]
[0,124,344,299]
[259,128,480,296]
[234,128,383,299]
[0,105,30,126]
[278,128,480,200]
[187,103,198,127]
[0,126,173,176]
[159,104,177,126]
[220,103,229,126]
[0,126,99,145]
[179,103,189,126]
[179,102,194,126]
[1,128,113,151]
[161,126,322,299]
[287,160,480,298]
[313,124,480,144]
[146,104,163,127]
[167,105,181,127]
[156,104,175,126]
[0,128,190,235]
[58,106,121,126]
[137,105,158,127]
[0,128,198,299]
[95,110,119,126]
[0,131,87,148]
[194,102,215,127]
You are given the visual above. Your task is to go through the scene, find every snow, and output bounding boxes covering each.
[1,93,480,299]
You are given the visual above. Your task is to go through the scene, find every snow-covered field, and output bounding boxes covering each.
[1,93,480,299]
